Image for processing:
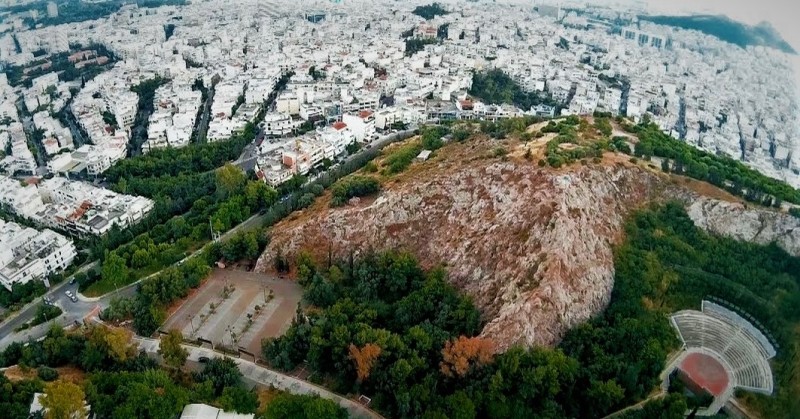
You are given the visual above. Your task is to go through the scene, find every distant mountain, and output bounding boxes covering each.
[639,14,796,54]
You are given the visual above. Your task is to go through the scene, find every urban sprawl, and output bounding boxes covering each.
[0,0,798,292]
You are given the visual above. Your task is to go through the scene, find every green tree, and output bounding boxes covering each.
[587,379,625,413]
[194,357,242,396]
[444,391,476,419]
[244,181,277,211]
[158,329,188,370]
[41,380,87,419]
[218,386,259,414]
[216,163,247,198]
[131,249,150,269]
[262,393,348,419]
[101,251,128,291]
[37,366,59,382]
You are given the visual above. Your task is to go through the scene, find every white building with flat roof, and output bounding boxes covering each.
[0,176,45,217]
[35,177,155,236]
[0,175,154,237]
[0,219,76,291]
[180,404,253,419]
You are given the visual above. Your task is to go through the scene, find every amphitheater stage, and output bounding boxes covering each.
[679,352,731,397]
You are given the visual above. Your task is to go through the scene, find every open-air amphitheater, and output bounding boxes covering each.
[665,300,776,416]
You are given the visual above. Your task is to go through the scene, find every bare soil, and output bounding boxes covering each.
[162,268,302,356]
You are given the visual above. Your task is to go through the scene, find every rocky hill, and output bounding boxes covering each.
[256,133,796,350]
[687,198,800,256]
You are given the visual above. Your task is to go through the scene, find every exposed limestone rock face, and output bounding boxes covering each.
[687,199,800,257]
[255,133,800,351]
[256,158,666,350]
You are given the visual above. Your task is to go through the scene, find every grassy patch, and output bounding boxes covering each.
[381,141,422,174]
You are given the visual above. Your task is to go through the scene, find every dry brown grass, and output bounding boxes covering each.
[256,387,284,413]
[2,365,86,384]
[675,176,745,204]
[1,365,35,381]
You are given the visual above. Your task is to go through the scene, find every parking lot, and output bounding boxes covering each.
[162,268,302,356]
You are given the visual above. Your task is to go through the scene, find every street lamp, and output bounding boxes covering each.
[187,314,196,336]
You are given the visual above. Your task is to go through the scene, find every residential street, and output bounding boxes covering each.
[0,262,100,349]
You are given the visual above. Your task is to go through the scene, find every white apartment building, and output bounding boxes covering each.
[30,72,59,95]
[33,111,74,156]
[261,113,300,138]
[0,175,154,237]
[0,176,44,216]
[342,110,376,142]
[35,177,155,236]
[0,123,36,175]
[276,92,300,115]
[143,81,202,151]
[0,219,76,291]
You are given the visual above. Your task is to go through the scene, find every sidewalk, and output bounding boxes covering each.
[134,337,383,419]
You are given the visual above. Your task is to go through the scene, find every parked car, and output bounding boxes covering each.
[64,291,73,298]
[70,296,78,303]
[69,277,76,285]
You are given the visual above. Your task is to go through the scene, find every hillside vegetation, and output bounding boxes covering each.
[0,325,344,419]
[262,251,676,418]
[257,116,800,417]
[469,69,559,110]
[632,121,800,205]
[261,201,800,418]
[412,3,448,20]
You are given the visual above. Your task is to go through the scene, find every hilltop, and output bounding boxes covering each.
[640,14,796,54]
[256,118,800,350]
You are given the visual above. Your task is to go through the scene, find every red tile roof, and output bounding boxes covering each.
[333,121,347,130]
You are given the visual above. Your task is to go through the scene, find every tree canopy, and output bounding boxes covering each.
[40,380,87,419]
[0,325,270,419]
[632,121,800,206]
[470,69,559,111]
[412,3,449,20]
[262,393,348,419]
[159,329,188,369]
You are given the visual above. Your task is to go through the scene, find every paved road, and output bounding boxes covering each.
[135,337,383,419]
[193,84,214,144]
[0,262,99,349]
[233,141,259,172]
[63,104,90,147]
